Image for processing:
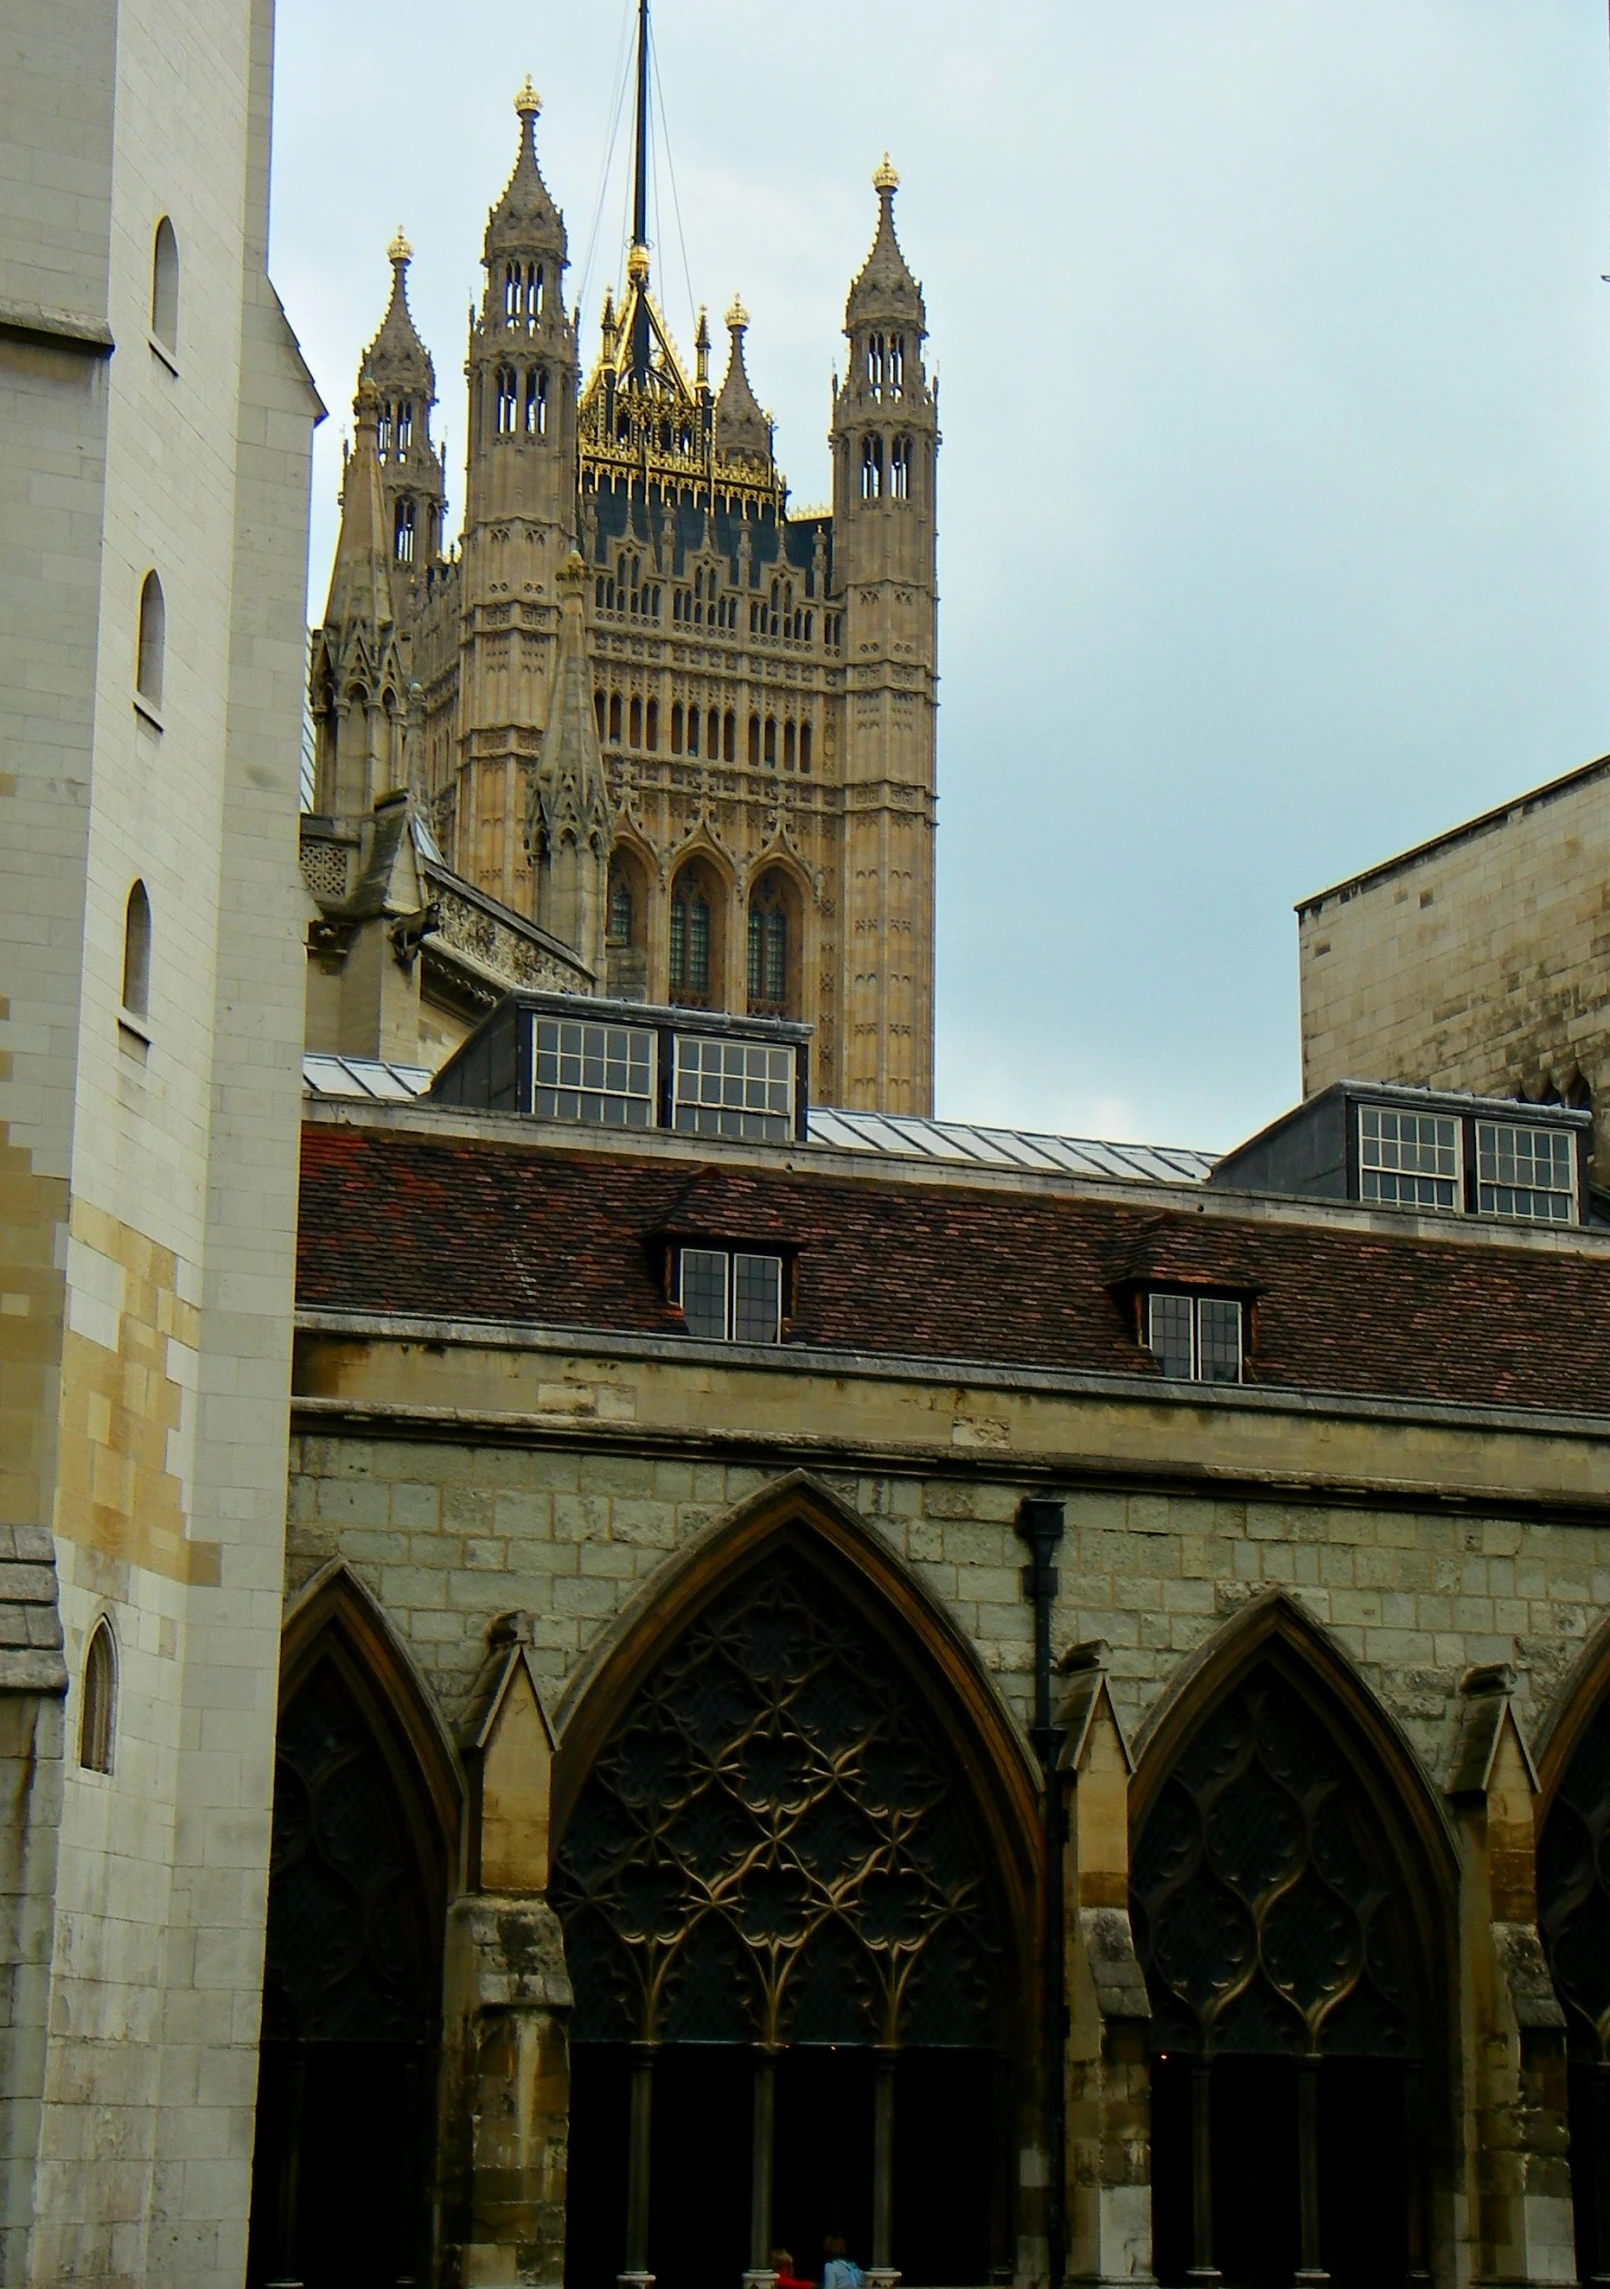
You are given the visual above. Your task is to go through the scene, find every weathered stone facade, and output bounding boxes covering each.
[308,86,939,1111]
[1298,753,1610,1183]
[267,1093,1610,2289]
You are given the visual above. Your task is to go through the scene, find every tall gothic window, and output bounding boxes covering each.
[393,500,415,564]
[525,367,547,436]
[1134,1659,1429,2287]
[890,436,912,501]
[496,367,518,434]
[555,1548,1009,2289]
[748,872,789,1013]
[861,434,883,501]
[669,865,714,1003]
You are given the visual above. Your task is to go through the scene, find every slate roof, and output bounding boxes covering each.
[297,1120,1610,1416]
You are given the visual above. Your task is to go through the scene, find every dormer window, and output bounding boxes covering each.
[678,1248,783,1343]
[1146,1292,1243,1384]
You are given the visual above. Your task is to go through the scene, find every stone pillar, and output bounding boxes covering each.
[1447,1662,1573,2287]
[440,1616,572,2289]
[1059,1642,1155,2287]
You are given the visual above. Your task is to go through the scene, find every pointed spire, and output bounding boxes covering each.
[695,305,711,391]
[485,75,565,264]
[365,225,435,402]
[846,153,924,333]
[323,376,395,635]
[715,296,772,470]
[528,552,612,969]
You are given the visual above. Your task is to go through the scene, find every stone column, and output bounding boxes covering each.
[1058,1641,1155,2287]
[1447,1662,1573,2287]
[440,1616,573,2289]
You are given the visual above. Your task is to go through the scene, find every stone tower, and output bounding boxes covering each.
[437,75,582,905]
[830,159,940,1112]
[364,228,447,604]
[322,56,940,1113]
[309,377,407,818]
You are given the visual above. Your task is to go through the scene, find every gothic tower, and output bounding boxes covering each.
[830,159,939,1113]
[309,377,408,818]
[452,77,581,904]
[363,228,447,607]
[314,29,941,1114]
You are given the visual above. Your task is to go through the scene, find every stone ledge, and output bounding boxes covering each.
[0,300,114,357]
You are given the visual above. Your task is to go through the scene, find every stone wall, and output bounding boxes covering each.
[1297,757,1610,1179]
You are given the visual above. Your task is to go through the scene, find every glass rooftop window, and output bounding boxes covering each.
[534,1017,655,1128]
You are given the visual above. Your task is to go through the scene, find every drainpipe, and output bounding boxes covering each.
[1016,1495,1067,2289]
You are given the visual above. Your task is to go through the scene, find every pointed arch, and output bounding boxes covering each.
[1533,1611,1610,1818]
[1132,1591,1457,1895]
[552,1469,1041,1936]
[280,1558,464,1893]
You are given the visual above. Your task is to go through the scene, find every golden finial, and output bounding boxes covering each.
[387,224,413,265]
[514,76,542,119]
[626,242,651,286]
[725,294,748,331]
[873,152,899,194]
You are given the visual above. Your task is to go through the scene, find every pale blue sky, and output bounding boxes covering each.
[270,1,1610,1148]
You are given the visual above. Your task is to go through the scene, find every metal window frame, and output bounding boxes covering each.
[677,1245,784,1344]
[1474,1117,1578,1225]
[1146,1290,1244,1386]
[532,1015,656,1127]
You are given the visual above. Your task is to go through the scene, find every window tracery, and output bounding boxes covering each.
[553,1554,1001,2049]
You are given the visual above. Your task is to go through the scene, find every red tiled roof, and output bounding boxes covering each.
[296,1121,1610,1415]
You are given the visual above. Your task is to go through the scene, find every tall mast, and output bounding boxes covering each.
[629,0,652,382]
[632,0,650,254]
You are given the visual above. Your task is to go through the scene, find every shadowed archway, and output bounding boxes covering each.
[552,1475,1040,2289]
[1131,1594,1456,2289]
[247,1564,463,2289]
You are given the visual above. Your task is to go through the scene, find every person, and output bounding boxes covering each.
[822,2236,866,2289]
[770,2251,814,2289]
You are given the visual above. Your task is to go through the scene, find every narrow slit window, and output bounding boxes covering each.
[79,1621,117,1774]
[150,217,179,353]
[122,882,151,1017]
[136,572,165,706]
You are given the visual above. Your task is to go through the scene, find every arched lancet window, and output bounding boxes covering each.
[554,1540,1018,2289]
[861,434,884,500]
[723,710,736,762]
[669,863,715,1004]
[595,690,608,741]
[504,262,523,323]
[150,217,179,355]
[799,721,813,774]
[394,499,415,564]
[247,1592,451,2289]
[763,716,777,766]
[609,693,623,744]
[122,881,151,1017]
[628,695,643,747]
[890,436,912,501]
[747,870,790,1013]
[525,368,547,437]
[1134,1637,1439,2287]
[78,1620,116,1773]
[783,719,796,771]
[671,701,685,754]
[495,367,518,435]
[866,331,885,392]
[748,715,761,767]
[136,571,165,706]
[608,874,634,947]
[377,403,394,458]
[645,698,659,752]
[705,709,719,763]
[397,400,413,455]
[685,704,700,758]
